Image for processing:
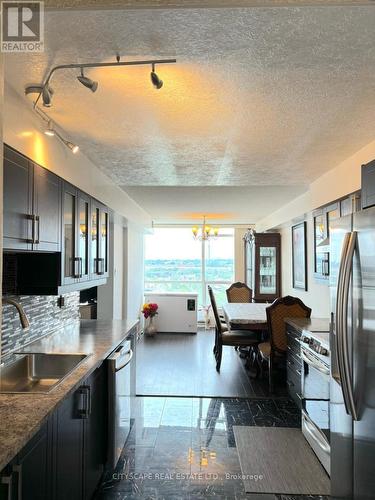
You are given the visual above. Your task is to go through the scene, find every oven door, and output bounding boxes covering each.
[301,346,330,401]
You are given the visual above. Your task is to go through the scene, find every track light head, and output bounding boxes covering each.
[42,85,53,107]
[150,64,163,89]
[44,121,55,136]
[66,141,79,154]
[77,68,98,93]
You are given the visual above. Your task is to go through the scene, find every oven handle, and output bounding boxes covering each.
[115,349,133,372]
[302,410,330,453]
[301,348,330,376]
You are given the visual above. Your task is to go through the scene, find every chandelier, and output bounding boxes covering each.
[192,216,219,241]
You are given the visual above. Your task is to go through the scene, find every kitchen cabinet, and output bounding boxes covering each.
[313,202,340,283]
[361,159,375,210]
[0,422,51,500]
[62,183,92,286]
[3,145,111,294]
[244,230,281,303]
[3,145,61,252]
[0,364,107,500]
[54,366,106,500]
[90,200,109,280]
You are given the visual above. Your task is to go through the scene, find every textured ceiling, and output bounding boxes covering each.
[122,185,306,224]
[5,6,375,188]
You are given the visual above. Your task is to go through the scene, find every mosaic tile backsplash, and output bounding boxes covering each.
[1,292,80,357]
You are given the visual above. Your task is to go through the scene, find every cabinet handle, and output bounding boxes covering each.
[1,473,13,500]
[34,215,40,244]
[79,257,83,278]
[97,258,104,275]
[73,257,80,278]
[77,385,90,419]
[13,465,22,500]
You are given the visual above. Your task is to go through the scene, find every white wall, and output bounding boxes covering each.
[124,224,145,322]
[4,83,152,228]
[279,216,331,318]
[97,215,126,320]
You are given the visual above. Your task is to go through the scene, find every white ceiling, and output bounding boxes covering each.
[123,185,306,224]
[4,6,375,221]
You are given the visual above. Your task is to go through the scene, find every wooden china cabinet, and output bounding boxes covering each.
[244,230,281,303]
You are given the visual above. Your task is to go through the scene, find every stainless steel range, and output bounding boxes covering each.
[300,331,331,475]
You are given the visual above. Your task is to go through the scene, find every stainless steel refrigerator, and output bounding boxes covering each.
[330,206,375,499]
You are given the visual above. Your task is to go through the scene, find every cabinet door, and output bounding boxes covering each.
[83,366,106,500]
[33,163,61,252]
[99,206,109,279]
[16,422,51,500]
[90,202,100,279]
[3,146,33,250]
[54,390,83,500]
[62,182,78,285]
[77,192,90,282]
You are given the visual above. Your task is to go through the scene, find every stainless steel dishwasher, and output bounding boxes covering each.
[107,339,134,469]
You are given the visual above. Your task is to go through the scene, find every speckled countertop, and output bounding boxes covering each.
[285,317,330,334]
[0,319,138,471]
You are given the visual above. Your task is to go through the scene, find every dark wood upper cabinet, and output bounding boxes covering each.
[244,231,281,303]
[33,163,61,252]
[3,145,61,252]
[3,145,111,294]
[3,146,33,250]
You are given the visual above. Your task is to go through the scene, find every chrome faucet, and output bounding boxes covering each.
[3,298,30,329]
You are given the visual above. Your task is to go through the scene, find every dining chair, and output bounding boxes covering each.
[259,295,311,392]
[226,282,253,303]
[208,285,261,372]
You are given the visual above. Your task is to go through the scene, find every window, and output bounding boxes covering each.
[144,228,234,307]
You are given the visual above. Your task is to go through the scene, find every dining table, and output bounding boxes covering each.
[222,302,269,331]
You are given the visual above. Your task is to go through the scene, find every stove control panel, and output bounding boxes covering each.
[300,335,329,356]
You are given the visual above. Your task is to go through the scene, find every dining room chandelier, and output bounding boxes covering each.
[192,216,219,241]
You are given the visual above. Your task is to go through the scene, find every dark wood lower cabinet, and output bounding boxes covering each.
[286,325,303,408]
[0,364,106,500]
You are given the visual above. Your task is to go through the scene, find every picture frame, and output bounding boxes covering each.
[292,221,307,291]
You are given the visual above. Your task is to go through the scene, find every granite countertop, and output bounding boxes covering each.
[0,319,138,471]
[285,317,330,334]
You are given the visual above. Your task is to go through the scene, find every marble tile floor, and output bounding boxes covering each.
[96,396,329,500]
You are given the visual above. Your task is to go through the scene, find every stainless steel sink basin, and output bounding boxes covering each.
[0,353,89,393]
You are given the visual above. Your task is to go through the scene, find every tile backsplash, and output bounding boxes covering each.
[1,292,80,357]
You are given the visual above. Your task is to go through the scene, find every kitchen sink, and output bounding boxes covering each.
[0,353,89,393]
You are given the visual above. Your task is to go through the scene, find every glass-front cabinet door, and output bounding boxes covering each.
[77,191,90,281]
[90,200,109,279]
[62,183,78,285]
[244,231,281,302]
[258,246,277,296]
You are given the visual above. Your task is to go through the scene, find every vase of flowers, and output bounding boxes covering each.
[142,302,159,336]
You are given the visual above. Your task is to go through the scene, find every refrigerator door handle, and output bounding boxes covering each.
[335,232,350,387]
[341,230,359,421]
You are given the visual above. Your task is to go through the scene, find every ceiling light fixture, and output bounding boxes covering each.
[77,68,98,93]
[150,63,163,89]
[35,107,79,154]
[192,216,219,241]
[26,56,176,108]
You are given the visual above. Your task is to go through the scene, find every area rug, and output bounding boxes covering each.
[233,426,330,495]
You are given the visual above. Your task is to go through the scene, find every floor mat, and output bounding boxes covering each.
[233,426,330,495]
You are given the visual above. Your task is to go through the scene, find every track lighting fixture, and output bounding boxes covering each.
[77,68,98,93]
[26,56,176,108]
[150,63,163,89]
[65,141,79,154]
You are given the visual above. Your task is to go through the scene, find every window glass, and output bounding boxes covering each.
[144,228,234,307]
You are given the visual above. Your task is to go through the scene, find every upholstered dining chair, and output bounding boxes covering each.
[226,282,253,303]
[208,285,261,372]
[259,295,311,392]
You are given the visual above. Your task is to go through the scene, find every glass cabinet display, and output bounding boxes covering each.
[244,230,281,302]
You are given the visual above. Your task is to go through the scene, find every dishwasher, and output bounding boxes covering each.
[107,339,134,469]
